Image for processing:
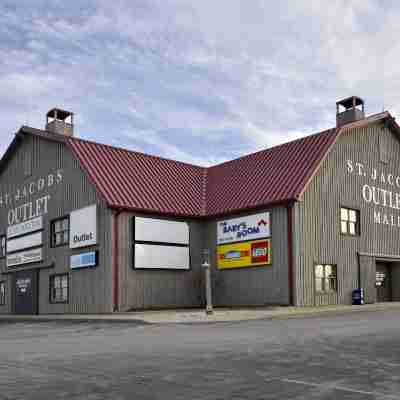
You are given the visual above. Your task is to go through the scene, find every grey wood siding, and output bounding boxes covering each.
[0,134,113,314]
[296,122,400,306]
[118,212,205,310]
[204,206,289,306]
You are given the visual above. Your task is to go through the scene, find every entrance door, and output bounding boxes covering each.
[376,263,392,302]
[14,270,38,315]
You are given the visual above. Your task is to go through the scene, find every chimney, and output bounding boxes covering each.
[46,108,74,136]
[336,96,365,127]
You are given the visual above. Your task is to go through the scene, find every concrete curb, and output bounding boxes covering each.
[1,303,400,325]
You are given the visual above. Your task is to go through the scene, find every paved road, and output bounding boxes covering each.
[1,311,400,399]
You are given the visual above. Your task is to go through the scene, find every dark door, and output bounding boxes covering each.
[14,270,38,315]
[376,263,392,302]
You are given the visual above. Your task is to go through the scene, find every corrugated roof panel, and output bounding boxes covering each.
[204,128,339,216]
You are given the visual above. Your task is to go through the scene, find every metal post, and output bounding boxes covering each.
[202,249,213,315]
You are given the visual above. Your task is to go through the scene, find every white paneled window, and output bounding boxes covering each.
[315,264,337,293]
[340,207,359,236]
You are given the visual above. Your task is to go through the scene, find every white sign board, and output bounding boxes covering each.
[7,232,42,253]
[7,216,43,239]
[70,204,97,249]
[217,212,271,245]
[7,248,43,268]
[135,217,189,245]
[134,243,189,269]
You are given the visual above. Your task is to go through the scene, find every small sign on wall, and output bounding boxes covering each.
[217,212,271,245]
[7,216,43,239]
[70,204,97,249]
[7,232,42,253]
[71,251,98,269]
[217,239,271,269]
[7,248,43,268]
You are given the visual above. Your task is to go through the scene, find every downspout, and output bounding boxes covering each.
[287,203,294,306]
[112,209,122,312]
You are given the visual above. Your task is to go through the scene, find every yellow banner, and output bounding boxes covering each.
[217,239,271,269]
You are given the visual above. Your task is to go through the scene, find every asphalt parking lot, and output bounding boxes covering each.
[1,311,400,399]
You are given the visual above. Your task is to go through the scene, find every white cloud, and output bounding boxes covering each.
[0,0,398,166]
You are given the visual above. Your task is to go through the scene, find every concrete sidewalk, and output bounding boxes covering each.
[1,302,400,324]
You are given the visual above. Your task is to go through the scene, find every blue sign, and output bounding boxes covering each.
[70,251,97,269]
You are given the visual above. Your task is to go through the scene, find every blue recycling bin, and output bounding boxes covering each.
[352,288,365,305]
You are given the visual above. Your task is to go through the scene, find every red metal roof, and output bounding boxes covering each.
[66,128,339,217]
[67,139,206,217]
[15,112,392,218]
[205,128,339,216]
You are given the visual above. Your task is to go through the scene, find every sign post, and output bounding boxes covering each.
[202,249,213,315]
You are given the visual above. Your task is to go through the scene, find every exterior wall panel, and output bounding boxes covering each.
[0,135,113,314]
[297,123,400,305]
[118,212,205,310]
[204,206,289,306]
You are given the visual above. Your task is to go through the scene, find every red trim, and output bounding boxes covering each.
[287,204,294,305]
[113,211,120,311]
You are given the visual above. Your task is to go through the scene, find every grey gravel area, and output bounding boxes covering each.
[1,311,400,399]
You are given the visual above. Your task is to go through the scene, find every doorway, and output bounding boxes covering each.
[376,262,392,302]
[14,270,39,315]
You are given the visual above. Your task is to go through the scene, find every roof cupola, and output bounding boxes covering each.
[336,96,365,127]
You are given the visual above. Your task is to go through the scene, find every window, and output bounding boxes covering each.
[340,207,359,236]
[0,235,5,258]
[0,282,5,305]
[49,274,69,303]
[315,264,337,293]
[51,217,69,247]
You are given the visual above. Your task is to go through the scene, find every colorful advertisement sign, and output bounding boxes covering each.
[217,239,271,269]
[217,212,270,245]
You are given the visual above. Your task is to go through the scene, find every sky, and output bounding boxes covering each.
[1,0,399,166]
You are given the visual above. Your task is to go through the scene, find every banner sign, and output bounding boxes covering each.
[217,212,270,245]
[7,248,43,268]
[7,231,42,254]
[7,216,43,239]
[71,251,98,269]
[70,204,97,249]
[134,243,190,269]
[218,239,271,269]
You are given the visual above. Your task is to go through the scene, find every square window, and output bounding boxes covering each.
[51,217,69,247]
[340,207,359,236]
[49,274,68,303]
[315,264,337,294]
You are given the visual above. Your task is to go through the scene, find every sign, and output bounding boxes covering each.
[217,239,271,269]
[16,278,31,293]
[7,232,42,254]
[0,169,63,210]
[71,251,98,269]
[7,248,43,268]
[70,204,97,249]
[217,212,270,245]
[134,243,190,269]
[7,216,43,239]
[346,159,400,228]
[135,217,189,245]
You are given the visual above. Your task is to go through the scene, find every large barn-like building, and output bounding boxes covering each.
[0,97,399,314]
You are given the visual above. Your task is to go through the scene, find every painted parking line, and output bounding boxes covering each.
[281,378,398,399]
